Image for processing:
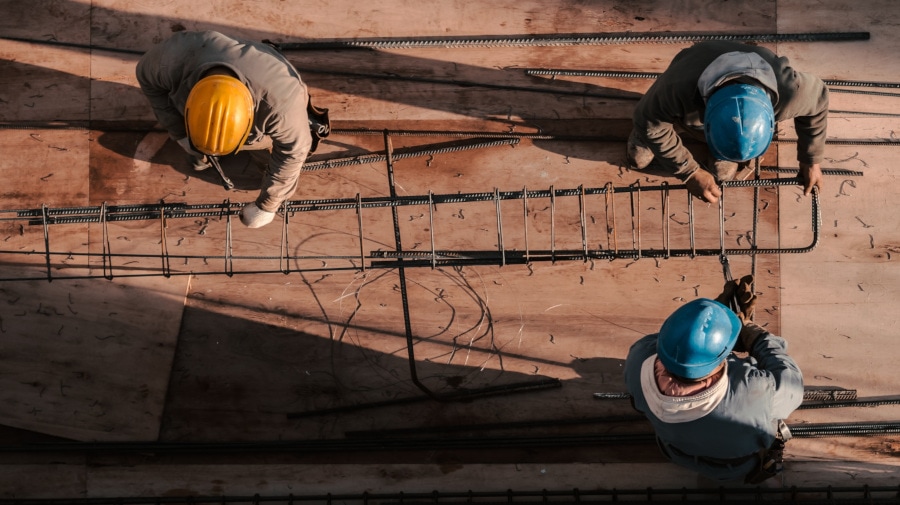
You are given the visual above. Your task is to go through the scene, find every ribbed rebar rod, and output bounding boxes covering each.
[797,396,900,410]
[1,32,870,55]
[0,421,896,457]
[302,137,520,171]
[273,31,869,50]
[524,68,900,90]
[0,486,898,505]
[594,388,859,402]
[829,88,900,98]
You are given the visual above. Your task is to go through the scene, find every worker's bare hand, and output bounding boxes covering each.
[799,162,823,196]
[685,169,722,203]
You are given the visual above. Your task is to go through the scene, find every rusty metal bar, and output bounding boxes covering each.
[578,185,588,260]
[427,191,436,269]
[522,185,530,263]
[280,200,293,275]
[226,200,236,277]
[494,188,506,267]
[100,202,113,280]
[159,206,171,278]
[549,185,556,263]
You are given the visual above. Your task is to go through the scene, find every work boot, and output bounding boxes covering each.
[708,156,739,182]
[626,130,654,170]
[191,154,211,172]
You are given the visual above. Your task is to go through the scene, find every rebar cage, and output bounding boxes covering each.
[0,177,818,283]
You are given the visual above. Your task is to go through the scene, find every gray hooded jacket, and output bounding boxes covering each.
[632,41,828,180]
[136,31,312,212]
[624,332,803,481]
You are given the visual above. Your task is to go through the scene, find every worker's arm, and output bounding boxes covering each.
[135,40,189,140]
[784,72,829,195]
[631,117,703,181]
[254,104,313,213]
[632,86,721,202]
[744,328,804,419]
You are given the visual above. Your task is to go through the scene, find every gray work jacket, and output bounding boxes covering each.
[136,30,312,212]
[623,332,804,481]
[632,40,829,180]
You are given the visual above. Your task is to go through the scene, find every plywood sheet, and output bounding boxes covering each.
[2,0,900,496]
[0,276,187,441]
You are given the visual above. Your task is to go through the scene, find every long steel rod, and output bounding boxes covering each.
[594,388,859,402]
[1,31,870,55]
[381,132,559,403]
[383,131,439,401]
[524,68,900,91]
[0,486,895,505]
[525,68,900,99]
[272,31,869,50]
[1,421,897,455]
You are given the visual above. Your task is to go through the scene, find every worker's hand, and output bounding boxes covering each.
[240,202,276,228]
[715,274,757,322]
[685,169,722,203]
[798,162,823,196]
[716,274,765,353]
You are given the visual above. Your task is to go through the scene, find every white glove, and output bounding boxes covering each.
[240,202,276,228]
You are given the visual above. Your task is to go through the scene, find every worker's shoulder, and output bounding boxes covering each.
[679,40,777,60]
[626,334,658,359]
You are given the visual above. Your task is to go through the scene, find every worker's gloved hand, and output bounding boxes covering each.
[685,169,722,203]
[240,202,276,228]
[716,274,766,352]
[799,162,823,196]
[716,274,757,322]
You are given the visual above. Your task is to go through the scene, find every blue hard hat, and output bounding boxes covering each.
[657,298,741,380]
[704,83,775,162]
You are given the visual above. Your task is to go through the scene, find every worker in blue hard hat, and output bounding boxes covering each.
[623,276,804,485]
[626,41,827,203]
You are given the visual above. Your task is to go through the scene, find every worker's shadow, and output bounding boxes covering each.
[5,20,653,187]
[98,128,268,192]
[569,355,629,391]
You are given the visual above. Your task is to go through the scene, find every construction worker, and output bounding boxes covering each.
[626,41,827,203]
[136,30,328,228]
[623,276,803,484]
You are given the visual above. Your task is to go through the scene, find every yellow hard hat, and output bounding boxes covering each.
[184,74,254,156]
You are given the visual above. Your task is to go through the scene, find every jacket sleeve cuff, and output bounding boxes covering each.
[674,162,702,182]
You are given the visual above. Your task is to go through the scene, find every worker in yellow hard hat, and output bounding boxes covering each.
[137,31,330,228]
[183,71,254,159]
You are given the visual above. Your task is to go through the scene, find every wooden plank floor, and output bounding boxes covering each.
[0,0,898,496]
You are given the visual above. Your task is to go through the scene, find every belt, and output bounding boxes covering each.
[660,439,760,468]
